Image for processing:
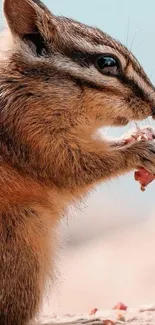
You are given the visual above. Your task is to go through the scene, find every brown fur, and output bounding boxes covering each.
[1,0,155,324]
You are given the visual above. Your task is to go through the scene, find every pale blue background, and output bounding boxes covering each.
[1,0,155,231]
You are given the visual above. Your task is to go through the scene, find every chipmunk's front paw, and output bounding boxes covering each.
[128,140,155,174]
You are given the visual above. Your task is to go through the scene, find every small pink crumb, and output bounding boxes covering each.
[113,302,128,310]
[89,308,98,315]
[103,320,116,325]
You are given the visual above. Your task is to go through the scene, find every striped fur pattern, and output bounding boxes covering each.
[1,0,155,324]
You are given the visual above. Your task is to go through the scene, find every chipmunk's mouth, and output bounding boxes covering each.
[151,107,155,119]
[113,116,129,126]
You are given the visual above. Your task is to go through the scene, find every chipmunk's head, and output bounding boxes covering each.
[2,0,155,139]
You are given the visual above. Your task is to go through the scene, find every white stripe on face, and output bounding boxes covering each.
[64,29,155,100]
[49,54,128,94]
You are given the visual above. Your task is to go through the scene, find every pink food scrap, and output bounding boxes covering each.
[134,167,155,191]
[89,308,98,315]
[113,302,127,311]
[124,126,155,191]
[103,321,116,325]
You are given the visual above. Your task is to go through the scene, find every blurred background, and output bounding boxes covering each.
[1,0,155,317]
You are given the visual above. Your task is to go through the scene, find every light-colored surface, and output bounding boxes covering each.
[40,305,155,325]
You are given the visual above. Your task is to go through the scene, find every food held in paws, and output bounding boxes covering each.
[134,167,155,191]
[124,126,155,191]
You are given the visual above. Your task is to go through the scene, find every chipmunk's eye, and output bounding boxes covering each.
[95,55,120,76]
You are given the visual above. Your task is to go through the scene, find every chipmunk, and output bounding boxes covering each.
[1,0,155,324]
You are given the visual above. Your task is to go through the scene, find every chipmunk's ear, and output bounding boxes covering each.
[3,0,56,54]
